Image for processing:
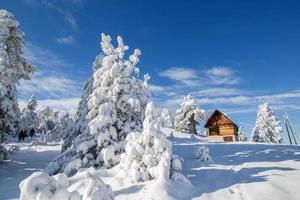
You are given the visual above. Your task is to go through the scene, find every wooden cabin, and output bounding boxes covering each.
[204,110,239,142]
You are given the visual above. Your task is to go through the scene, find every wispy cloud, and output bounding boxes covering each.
[155,65,300,117]
[56,35,74,45]
[18,72,82,98]
[159,66,240,87]
[24,42,73,68]
[19,97,80,113]
[205,66,240,85]
[24,0,81,31]
[20,41,83,112]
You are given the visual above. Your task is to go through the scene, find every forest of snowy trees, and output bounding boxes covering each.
[1,8,298,200]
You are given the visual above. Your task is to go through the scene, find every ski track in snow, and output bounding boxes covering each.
[0,137,60,200]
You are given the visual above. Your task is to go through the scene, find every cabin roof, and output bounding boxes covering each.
[204,109,238,128]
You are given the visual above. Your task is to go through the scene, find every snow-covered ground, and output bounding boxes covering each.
[1,132,300,200]
[0,137,60,200]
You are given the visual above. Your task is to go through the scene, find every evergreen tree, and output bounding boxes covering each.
[160,108,174,129]
[174,95,206,134]
[61,55,103,152]
[0,10,35,142]
[46,33,150,175]
[251,103,282,143]
[20,95,38,132]
[237,126,246,141]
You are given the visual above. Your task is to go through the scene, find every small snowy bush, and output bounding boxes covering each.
[119,102,185,183]
[195,146,211,162]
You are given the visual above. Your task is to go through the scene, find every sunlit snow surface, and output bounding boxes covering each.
[1,131,300,200]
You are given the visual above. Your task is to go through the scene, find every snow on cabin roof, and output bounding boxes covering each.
[204,109,238,128]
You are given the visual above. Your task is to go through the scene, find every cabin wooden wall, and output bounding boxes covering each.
[219,125,236,135]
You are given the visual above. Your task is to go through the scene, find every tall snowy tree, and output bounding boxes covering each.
[0,10,35,142]
[251,103,282,143]
[20,95,38,132]
[174,95,206,134]
[46,33,150,175]
[61,55,104,152]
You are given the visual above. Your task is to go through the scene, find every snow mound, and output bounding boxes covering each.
[19,171,114,200]
[19,172,79,200]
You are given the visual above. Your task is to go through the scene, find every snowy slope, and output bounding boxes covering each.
[0,137,60,200]
[1,132,300,200]
[170,132,300,200]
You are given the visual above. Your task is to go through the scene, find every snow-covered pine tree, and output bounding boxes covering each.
[36,107,61,142]
[160,108,174,129]
[0,10,35,142]
[251,103,283,143]
[174,95,206,134]
[61,55,104,152]
[20,95,38,132]
[60,112,74,137]
[46,33,150,175]
[119,102,184,183]
[237,126,246,141]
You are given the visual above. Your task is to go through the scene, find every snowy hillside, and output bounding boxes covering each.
[1,132,300,200]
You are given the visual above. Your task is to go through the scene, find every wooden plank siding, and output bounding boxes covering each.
[205,109,239,142]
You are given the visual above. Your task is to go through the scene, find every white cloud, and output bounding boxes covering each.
[159,66,240,87]
[190,88,244,97]
[159,67,198,83]
[56,35,74,45]
[24,42,73,68]
[19,97,80,113]
[18,72,82,98]
[205,66,240,85]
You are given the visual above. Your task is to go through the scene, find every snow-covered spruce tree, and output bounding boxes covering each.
[60,112,74,139]
[174,95,206,134]
[0,10,35,142]
[160,108,174,129]
[20,95,38,132]
[46,34,150,175]
[237,126,246,142]
[61,55,104,152]
[36,107,61,142]
[251,103,283,143]
[119,102,184,183]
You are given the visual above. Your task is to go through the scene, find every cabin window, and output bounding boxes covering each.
[224,136,233,142]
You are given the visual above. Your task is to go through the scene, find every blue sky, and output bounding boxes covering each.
[2,0,300,140]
